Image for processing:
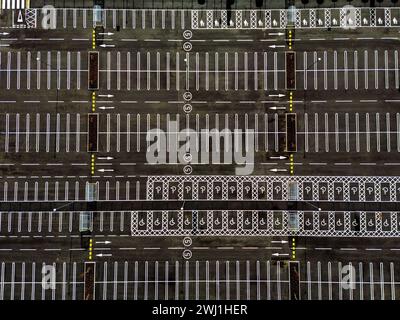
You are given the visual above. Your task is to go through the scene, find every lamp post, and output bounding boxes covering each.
[52,200,76,212]
[304,201,322,211]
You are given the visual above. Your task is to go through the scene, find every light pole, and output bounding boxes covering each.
[305,56,322,90]
[52,200,76,212]
[180,200,186,211]
[304,201,322,211]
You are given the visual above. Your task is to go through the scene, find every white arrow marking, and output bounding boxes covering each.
[95,241,111,244]
[98,94,114,98]
[98,32,114,36]
[271,240,289,244]
[98,169,114,172]
[269,156,287,160]
[0,32,10,36]
[99,106,115,110]
[17,10,23,23]
[268,45,285,49]
[98,157,114,160]
[96,253,112,257]
[268,32,284,36]
[100,44,115,48]
[270,168,287,172]
[272,253,289,257]
[269,106,286,110]
[0,44,10,47]
[268,94,285,97]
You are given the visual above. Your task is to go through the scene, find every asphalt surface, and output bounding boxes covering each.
[0,6,400,300]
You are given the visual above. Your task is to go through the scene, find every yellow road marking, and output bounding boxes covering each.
[291,237,296,259]
[289,154,294,175]
[91,154,95,175]
[88,238,93,260]
[91,91,96,112]
[92,29,96,49]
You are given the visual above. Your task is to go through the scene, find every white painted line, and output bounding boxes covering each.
[369,262,374,300]
[334,50,337,90]
[366,113,370,153]
[354,50,358,90]
[395,50,399,89]
[386,112,391,152]
[390,262,395,300]
[314,51,318,90]
[385,50,389,89]
[344,50,348,90]
[375,50,378,89]
[376,113,380,152]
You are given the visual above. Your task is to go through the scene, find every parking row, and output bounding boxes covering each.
[192,7,400,30]
[0,211,132,235]
[147,176,400,202]
[36,8,191,30]
[2,49,399,92]
[12,7,400,31]
[1,260,398,300]
[2,111,400,154]
[131,210,400,237]
[0,179,145,202]
[0,177,398,203]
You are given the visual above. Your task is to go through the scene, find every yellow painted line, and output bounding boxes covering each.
[91,154,95,175]
[92,29,96,49]
[289,154,294,175]
[91,92,96,112]
[289,91,293,112]
[88,238,93,260]
[291,237,296,260]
